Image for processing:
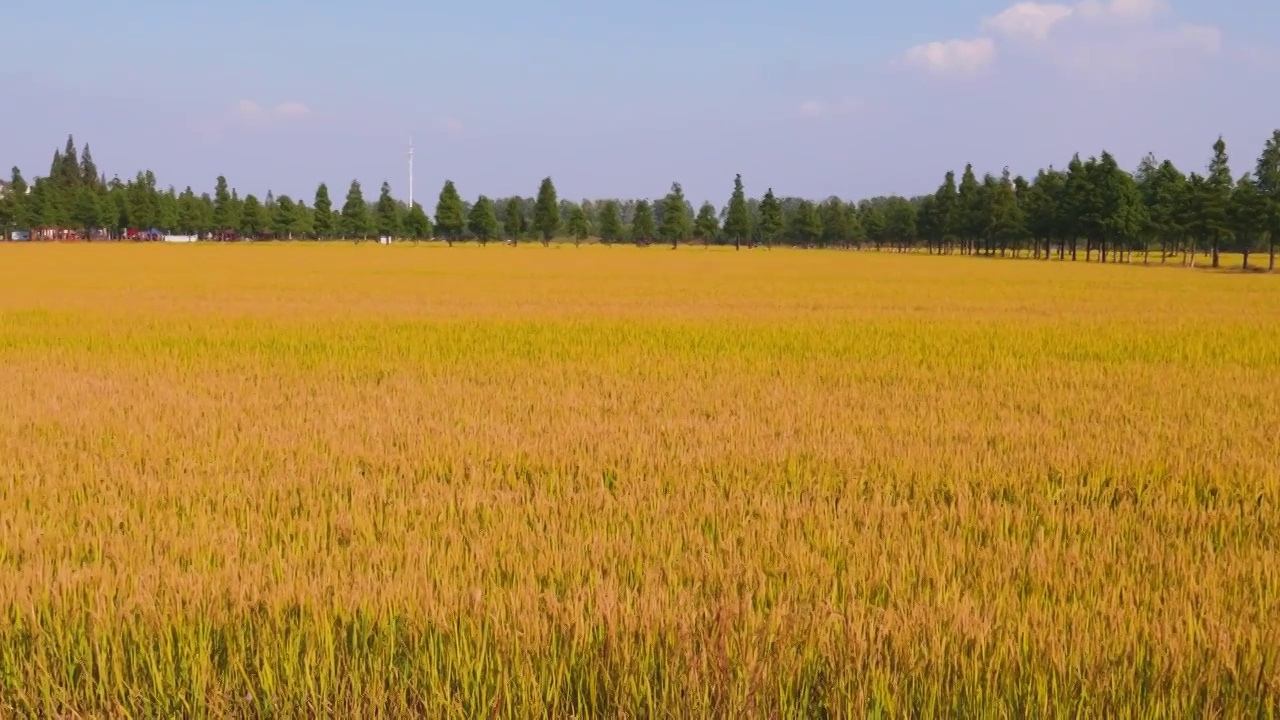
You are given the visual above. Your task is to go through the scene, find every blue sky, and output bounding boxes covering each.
[3,0,1278,206]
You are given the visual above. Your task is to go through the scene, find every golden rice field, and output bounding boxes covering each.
[0,243,1278,718]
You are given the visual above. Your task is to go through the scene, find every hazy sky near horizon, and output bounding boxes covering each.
[3,0,1278,206]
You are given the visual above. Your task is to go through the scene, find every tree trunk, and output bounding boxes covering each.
[1270,235,1276,271]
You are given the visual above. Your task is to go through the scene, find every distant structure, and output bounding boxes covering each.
[408,136,414,209]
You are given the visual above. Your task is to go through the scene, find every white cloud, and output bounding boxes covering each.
[234,99,262,118]
[273,101,310,118]
[910,0,1220,78]
[1076,0,1168,23]
[982,2,1074,41]
[902,38,996,75]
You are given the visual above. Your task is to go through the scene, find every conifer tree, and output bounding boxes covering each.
[758,188,783,247]
[434,180,466,244]
[468,195,501,245]
[565,203,589,246]
[723,174,751,250]
[375,181,401,238]
[658,182,691,248]
[340,179,370,240]
[313,183,334,238]
[1204,136,1234,268]
[631,199,654,245]
[596,200,622,245]
[534,177,560,246]
[502,197,525,245]
[693,201,719,245]
[403,202,432,240]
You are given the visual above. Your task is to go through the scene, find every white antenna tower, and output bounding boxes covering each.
[408,136,414,208]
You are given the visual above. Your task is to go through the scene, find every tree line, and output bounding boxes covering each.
[3,131,1279,269]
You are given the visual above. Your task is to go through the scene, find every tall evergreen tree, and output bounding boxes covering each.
[211,177,233,238]
[468,195,501,245]
[597,200,623,245]
[658,182,692,248]
[502,197,525,245]
[789,199,823,246]
[1254,129,1280,271]
[273,195,296,238]
[403,202,432,240]
[1230,174,1266,270]
[434,180,466,244]
[534,177,560,246]
[313,183,334,239]
[564,203,589,246]
[1204,136,1234,268]
[631,200,655,245]
[341,180,370,240]
[957,164,985,254]
[933,171,959,253]
[818,197,851,248]
[375,181,401,238]
[693,201,719,245]
[758,188,783,247]
[1097,152,1146,262]
[723,174,751,250]
[240,194,267,238]
[79,145,99,191]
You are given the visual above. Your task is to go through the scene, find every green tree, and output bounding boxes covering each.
[289,198,314,239]
[72,185,103,238]
[631,199,655,244]
[789,199,823,246]
[375,181,401,239]
[1026,168,1066,259]
[403,202,432,240]
[212,176,233,236]
[240,194,268,238]
[1204,136,1234,268]
[78,144,99,191]
[758,188,783,247]
[273,195,296,238]
[933,171,959,253]
[1230,173,1266,270]
[860,202,887,249]
[565,202,589,246]
[340,180,370,240]
[818,197,851,248]
[658,182,692,248]
[1254,129,1280,271]
[957,164,984,254]
[693,201,719,245]
[884,197,918,251]
[313,183,334,239]
[985,168,1025,255]
[502,197,525,245]
[434,180,466,245]
[723,174,751,250]
[534,177,560,246]
[597,200,623,245]
[468,195,501,245]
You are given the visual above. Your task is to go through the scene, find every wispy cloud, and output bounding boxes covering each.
[901,38,996,75]
[904,0,1223,78]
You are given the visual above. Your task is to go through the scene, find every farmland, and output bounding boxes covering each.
[0,243,1277,717]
